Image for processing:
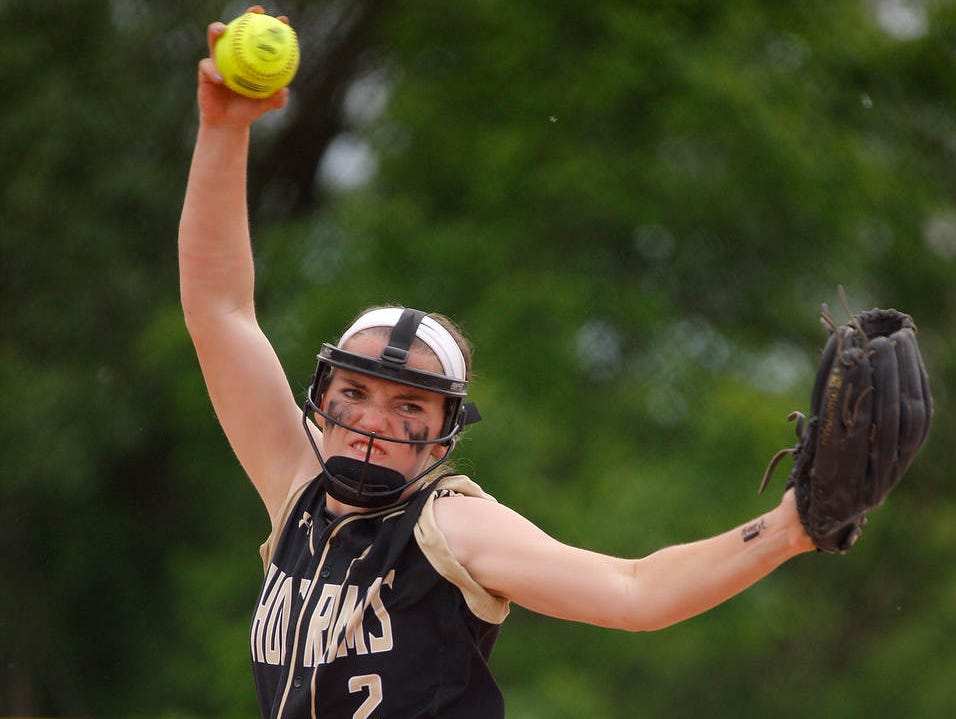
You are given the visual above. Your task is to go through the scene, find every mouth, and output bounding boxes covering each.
[350,439,387,459]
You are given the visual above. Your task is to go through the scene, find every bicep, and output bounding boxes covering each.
[187,309,319,518]
[435,497,639,629]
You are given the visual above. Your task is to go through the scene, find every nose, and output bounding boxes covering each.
[354,402,391,435]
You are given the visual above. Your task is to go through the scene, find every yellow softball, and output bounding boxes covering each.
[214,12,300,99]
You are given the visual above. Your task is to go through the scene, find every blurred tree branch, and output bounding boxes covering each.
[249,0,396,222]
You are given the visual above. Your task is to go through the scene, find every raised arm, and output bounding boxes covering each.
[179,9,319,521]
[434,489,814,631]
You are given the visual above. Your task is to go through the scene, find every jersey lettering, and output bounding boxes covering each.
[253,564,396,667]
[328,584,365,661]
[251,564,294,664]
[364,571,395,653]
[349,674,383,719]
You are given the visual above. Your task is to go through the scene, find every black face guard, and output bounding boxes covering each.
[301,308,480,508]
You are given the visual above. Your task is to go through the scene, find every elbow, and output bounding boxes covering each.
[614,612,677,633]
[612,559,693,633]
[610,570,674,633]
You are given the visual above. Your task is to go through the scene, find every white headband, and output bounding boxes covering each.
[338,308,467,382]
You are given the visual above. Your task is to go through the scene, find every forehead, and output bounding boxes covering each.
[340,332,443,376]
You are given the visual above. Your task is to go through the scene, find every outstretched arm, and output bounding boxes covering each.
[435,489,814,631]
[179,8,319,522]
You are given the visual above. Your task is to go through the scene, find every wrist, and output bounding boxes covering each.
[777,489,815,554]
[198,117,252,140]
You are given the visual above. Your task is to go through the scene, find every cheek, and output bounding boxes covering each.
[323,400,356,433]
[403,421,431,455]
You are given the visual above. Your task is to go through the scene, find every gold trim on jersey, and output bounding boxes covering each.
[414,475,511,625]
[260,478,314,571]
[259,474,510,625]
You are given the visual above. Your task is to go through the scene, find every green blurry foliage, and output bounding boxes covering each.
[1,0,954,717]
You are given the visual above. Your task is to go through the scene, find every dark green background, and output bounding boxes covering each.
[2,1,954,716]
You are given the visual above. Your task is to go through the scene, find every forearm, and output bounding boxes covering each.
[626,497,813,630]
[178,122,256,324]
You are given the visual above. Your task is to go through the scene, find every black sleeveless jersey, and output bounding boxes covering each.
[250,474,510,719]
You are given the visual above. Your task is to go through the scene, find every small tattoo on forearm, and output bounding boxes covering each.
[742,519,768,542]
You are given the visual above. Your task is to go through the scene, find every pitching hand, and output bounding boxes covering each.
[197,6,291,126]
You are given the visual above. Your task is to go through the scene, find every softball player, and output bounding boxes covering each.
[179,8,814,718]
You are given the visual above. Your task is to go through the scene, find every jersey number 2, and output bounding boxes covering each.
[349,674,383,719]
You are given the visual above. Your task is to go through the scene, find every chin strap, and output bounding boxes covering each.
[301,407,455,510]
[320,456,409,508]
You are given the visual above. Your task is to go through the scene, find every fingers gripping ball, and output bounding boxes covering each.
[214,12,300,98]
